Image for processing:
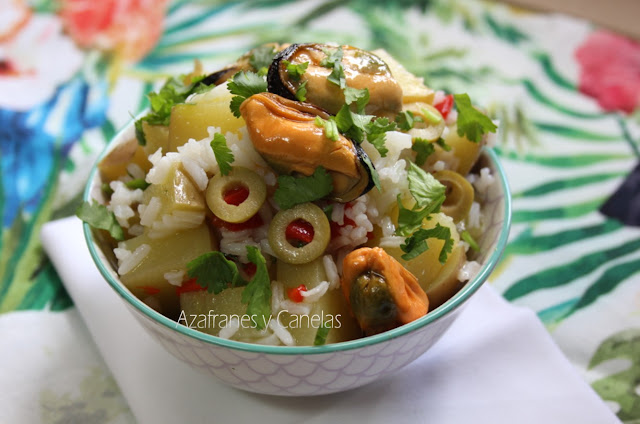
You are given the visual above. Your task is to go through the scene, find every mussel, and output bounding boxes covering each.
[267,43,403,117]
[200,43,284,86]
[341,247,429,335]
[239,92,374,203]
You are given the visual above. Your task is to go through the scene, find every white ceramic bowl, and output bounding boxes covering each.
[83,122,511,396]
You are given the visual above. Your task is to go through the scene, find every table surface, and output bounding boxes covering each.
[1,0,639,423]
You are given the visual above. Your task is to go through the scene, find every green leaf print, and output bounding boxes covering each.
[590,329,640,422]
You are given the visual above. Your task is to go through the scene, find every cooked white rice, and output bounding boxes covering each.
[148,210,205,239]
[323,255,340,290]
[218,317,240,340]
[458,260,481,282]
[301,281,329,303]
[164,270,185,286]
[108,181,144,228]
[269,317,295,346]
[116,243,150,275]
[139,196,161,227]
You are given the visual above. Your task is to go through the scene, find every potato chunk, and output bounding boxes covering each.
[120,225,216,318]
[142,122,170,156]
[383,212,465,309]
[143,163,205,217]
[98,137,151,182]
[277,258,362,345]
[168,83,245,151]
[179,288,268,340]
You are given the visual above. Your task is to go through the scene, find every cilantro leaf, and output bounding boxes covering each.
[365,117,396,157]
[436,137,451,151]
[249,45,277,71]
[400,224,453,263]
[321,46,346,89]
[125,179,150,190]
[295,80,308,102]
[282,60,309,81]
[395,110,421,131]
[412,137,435,166]
[315,116,339,141]
[241,246,271,330]
[134,75,211,145]
[407,162,446,209]
[186,252,246,294]
[334,104,374,144]
[453,93,497,142]
[361,154,381,191]
[210,133,234,175]
[76,201,124,241]
[273,167,334,209]
[313,322,332,346]
[344,87,369,113]
[395,163,446,236]
[227,71,268,118]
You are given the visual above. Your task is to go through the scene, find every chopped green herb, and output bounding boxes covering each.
[249,45,277,71]
[210,133,235,175]
[344,87,369,113]
[76,201,124,241]
[361,154,381,191]
[228,71,268,118]
[400,224,453,263]
[395,110,422,131]
[125,179,150,190]
[321,46,346,89]
[396,163,446,236]
[334,104,374,144]
[273,167,334,209]
[242,246,272,330]
[313,322,332,346]
[315,116,339,141]
[453,93,497,142]
[186,252,246,294]
[101,183,114,196]
[295,80,308,102]
[322,204,334,220]
[412,137,435,166]
[435,137,451,152]
[407,162,446,209]
[282,60,309,81]
[365,117,397,157]
[134,75,210,145]
[461,230,480,252]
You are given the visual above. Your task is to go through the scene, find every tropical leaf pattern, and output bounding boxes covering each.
[1,0,639,421]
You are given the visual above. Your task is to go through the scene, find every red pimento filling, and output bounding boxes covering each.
[138,285,161,295]
[287,284,307,303]
[223,186,249,206]
[175,278,206,295]
[434,94,454,119]
[286,219,314,247]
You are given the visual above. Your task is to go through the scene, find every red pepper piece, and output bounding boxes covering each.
[286,219,315,246]
[138,285,161,295]
[223,186,249,206]
[287,284,307,303]
[434,94,454,119]
[175,278,206,295]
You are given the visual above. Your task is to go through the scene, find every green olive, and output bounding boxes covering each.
[349,271,398,335]
[268,203,330,264]
[205,167,266,223]
[433,169,474,223]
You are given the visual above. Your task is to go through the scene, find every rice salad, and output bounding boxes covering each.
[79,43,497,346]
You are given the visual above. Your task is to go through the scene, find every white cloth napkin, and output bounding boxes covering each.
[42,217,620,424]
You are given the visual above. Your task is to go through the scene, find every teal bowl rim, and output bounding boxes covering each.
[83,122,512,355]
